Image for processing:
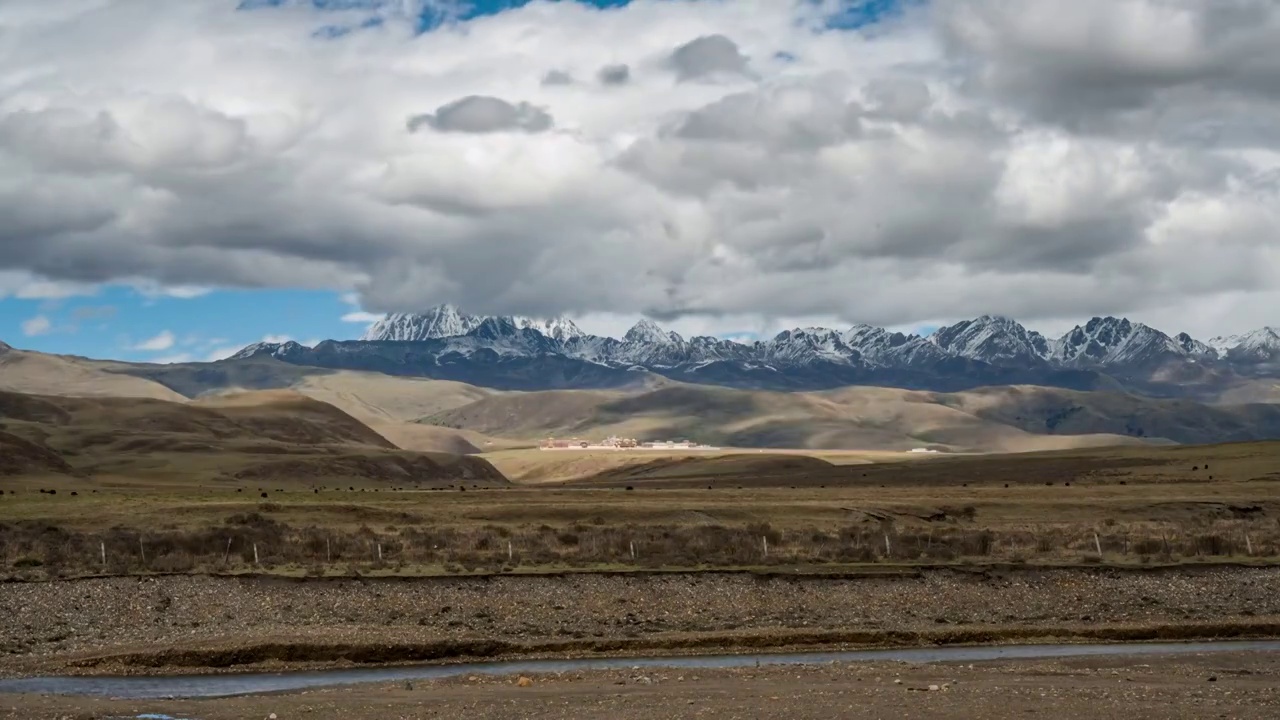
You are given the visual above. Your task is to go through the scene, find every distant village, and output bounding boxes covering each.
[538,435,720,451]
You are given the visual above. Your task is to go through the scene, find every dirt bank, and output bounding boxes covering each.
[2,566,1279,676]
[5,651,1280,719]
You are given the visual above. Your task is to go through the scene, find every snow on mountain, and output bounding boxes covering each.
[525,316,586,343]
[760,328,856,365]
[229,303,1280,395]
[1210,327,1280,362]
[929,315,1050,365]
[1174,332,1217,359]
[1049,317,1187,367]
[360,305,584,343]
[623,319,679,345]
[361,307,479,341]
[230,340,306,361]
[841,325,945,368]
[441,317,566,357]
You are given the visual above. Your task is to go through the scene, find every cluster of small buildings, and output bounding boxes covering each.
[537,436,719,451]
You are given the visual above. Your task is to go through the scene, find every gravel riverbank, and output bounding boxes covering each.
[2,566,1278,676]
[5,651,1280,719]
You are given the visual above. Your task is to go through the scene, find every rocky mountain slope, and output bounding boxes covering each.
[230,307,1280,397]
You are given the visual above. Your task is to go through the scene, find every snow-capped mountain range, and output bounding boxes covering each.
[232,306,1280,394]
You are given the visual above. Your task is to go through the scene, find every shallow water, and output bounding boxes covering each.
[5,639,1280,700]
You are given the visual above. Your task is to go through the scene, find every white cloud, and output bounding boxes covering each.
[204,345,243,362]
[341,310,384,323]
[133,283,212,300]
[261,334,292,344]
[20,314,51,336]
[0,271,99,300]
[133,330,176,351]
[0,0,1278,339]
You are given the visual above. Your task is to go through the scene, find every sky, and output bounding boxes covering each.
[2,0,1279,362]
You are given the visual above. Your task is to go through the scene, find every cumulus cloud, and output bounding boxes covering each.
[541,69,574,86]
[0,0,1278,338]
[669,34,751,81]
[134,330,176,351]
[596,63,631,86]
[342,311,383,323]
[20,315,51,337]
[407,95,554,133]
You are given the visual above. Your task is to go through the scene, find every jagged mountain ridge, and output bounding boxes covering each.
[361,306,585,343]
[232,309,1280,395]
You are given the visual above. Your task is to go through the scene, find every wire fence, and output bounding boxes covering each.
[3,514,1277,577]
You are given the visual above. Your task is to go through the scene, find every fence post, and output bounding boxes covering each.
[139,537,146,566]
[884,533,892,558]
[1093,532,1102,556]
[506,541,512,562]
[253,543,259,566]
[223,537,233,565]
[762,536,769,558]
[629,541,636,560]
[378,543,384,561]
[326,537,332,563]
[1246,533,1254,556]
[100,541,106,569]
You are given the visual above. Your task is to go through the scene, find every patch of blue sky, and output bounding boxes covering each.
[240,0,635,36]
[0,287,373,362]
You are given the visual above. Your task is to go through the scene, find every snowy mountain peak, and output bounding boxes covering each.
[930,315,1048,364]
[517,315,585,342]
[360,305,584,343]
[1175,332,1217,358]
[625,319,679,345]
[229,340,304,361]
[1050,316,1184,367]
[764,327,855,365]
[1210,327,1280,363]
[361,307,477,341]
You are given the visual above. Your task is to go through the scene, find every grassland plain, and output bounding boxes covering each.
[2,440,1280,690]
[3,439,1279,578]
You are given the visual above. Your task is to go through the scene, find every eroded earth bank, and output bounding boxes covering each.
[2,566,1279,678]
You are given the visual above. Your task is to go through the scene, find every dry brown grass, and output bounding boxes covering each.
[424,381,1276,453]
[484,448,911,484]
[4,439,1278,578]
[0,348,184,401]
[0,389,505,488]
[2,500,1274,578]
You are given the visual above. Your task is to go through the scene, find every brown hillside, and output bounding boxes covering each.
[0,390,507,488]
[0,390,396,449]
[426,381,1280,452]
[426,383,1148,452]
[585,453,835,485]
[0,348,185,401]
[0,430,74,477]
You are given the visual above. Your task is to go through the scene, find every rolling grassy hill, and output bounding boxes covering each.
[0,389,507,487]
[422,382,1280,453]
[0,346,185,401]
